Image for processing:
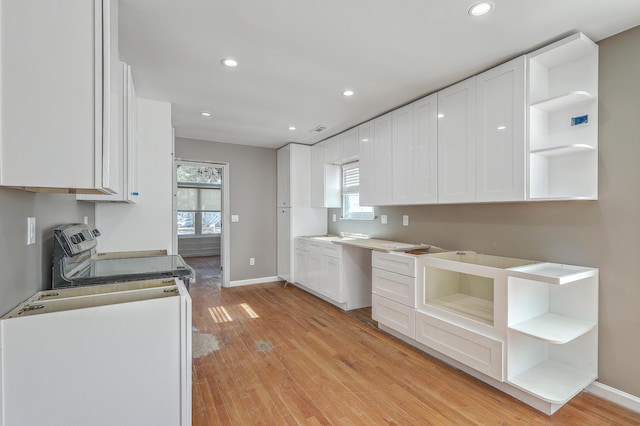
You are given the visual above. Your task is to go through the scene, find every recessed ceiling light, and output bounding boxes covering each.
[342,90,355,97]
[288,126,296,131]
[468,1,494,16]
[437,113,444,118]
[497,125,507,130]
[201,111,211,117]
[221,58,238,68]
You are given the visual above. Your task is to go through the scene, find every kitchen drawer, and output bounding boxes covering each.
[308,240,324,253]
[415,312,503,381]
[322,243,342,258]
[372,294,415,339]
[372,251,416,277]
[372,267,416,307]
[294,237,309,250]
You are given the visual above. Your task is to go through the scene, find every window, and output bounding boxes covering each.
[342,162,374,220]
[176,165,222,236]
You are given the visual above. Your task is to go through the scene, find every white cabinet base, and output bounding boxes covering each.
[372,294,415,338]
[378,323,569,415]
[415,311,503,381]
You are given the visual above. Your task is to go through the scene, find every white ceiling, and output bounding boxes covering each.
[118,0,640,149]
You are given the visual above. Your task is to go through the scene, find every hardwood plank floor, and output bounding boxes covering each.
[185,257,640,425]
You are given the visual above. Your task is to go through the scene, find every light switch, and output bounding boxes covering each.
[231,215,239,223]
[333,214,337,222]
[402,215,409,226]
[380,215,388,225]
[27,217,36,245]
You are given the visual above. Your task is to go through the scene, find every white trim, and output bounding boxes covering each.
[586,382,640,414]
[229,276,281,287]
[173,159,231,288]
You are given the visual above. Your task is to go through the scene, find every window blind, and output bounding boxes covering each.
[342,162,360,195]
[177,187,221,211]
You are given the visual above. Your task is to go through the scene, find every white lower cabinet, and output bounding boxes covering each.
[294,238,371,310]
[371,251,419,339]
[415,311,504,381]
[373,250,598,415]
[372,294,415,338]
[322,255,343,303]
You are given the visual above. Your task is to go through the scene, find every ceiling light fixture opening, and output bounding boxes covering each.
[288,126,296,131]
[468,1,494,16]
[201,111,211,117]
[222,58,238,68]
[342,90,355,97]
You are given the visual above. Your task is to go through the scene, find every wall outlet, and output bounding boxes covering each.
[249,257,255,266]
[380,215,388,224]
[83,216,89,225]
[231,215,239,222]
[403,215,409,226]
[27,217,36,245]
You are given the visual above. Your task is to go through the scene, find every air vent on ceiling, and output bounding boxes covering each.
[309,125,327,134]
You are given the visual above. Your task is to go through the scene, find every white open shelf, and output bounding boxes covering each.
[530,91,595,112]
[509,359,596,403]
[508,262,597,284]
[530,144,595,157]
[509,313,596,344]
[427,293,493,325]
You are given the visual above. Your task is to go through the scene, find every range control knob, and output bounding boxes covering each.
[70,235,81,244]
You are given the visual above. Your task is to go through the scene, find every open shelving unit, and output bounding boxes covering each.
[527,33,599,201]
[506,263,598,413]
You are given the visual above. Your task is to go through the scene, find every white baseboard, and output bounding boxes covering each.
[586,382,640,414]
[228,276,281,287]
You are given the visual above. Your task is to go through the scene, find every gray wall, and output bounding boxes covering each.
[0,189,94,315]
[175,138,277,282]
[328,25,640,398]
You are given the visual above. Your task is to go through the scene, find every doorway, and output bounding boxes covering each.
[173,160,230,287]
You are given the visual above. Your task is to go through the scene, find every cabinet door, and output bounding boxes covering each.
[0,0,117,193]
[374,113,394,205]
[476,56,526,202]
[277,146,291,207]
[342,127,359,161]
[310,142,341,208]
[325,135,342,164]
[294,250,308,285]
[392,104,414,205]
[277,208,291,282]
[322,255,343,302]
[307,252,322,292]
[438,77,477,203]
[358,120,375,206]
[310,143,325,208]
[77,62,137,203]
[413,94,438,204]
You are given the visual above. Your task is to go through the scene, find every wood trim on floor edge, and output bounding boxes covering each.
[586,381,640,414]
[228,276,281,287]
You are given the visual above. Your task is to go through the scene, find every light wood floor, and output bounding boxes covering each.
[186,257,640,425]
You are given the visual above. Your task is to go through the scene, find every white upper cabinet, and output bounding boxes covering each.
[341,127,359,162]
[362,113,393,206]
[411,94,438,204]
[437,77,477,203]
[277,145,291,207]
[358,120,375,206]
[392,104,414,205]
[325,128,359,165]
[310,142,341,208]
[325,135,342,164]
[476,56,526,202]
[527,33,598,200]
[78,63,139,203]
[0,0,122,194]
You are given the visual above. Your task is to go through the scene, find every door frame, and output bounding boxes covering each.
[172,159,230,288]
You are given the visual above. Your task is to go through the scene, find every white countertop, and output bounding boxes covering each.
[300,235,428,252]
